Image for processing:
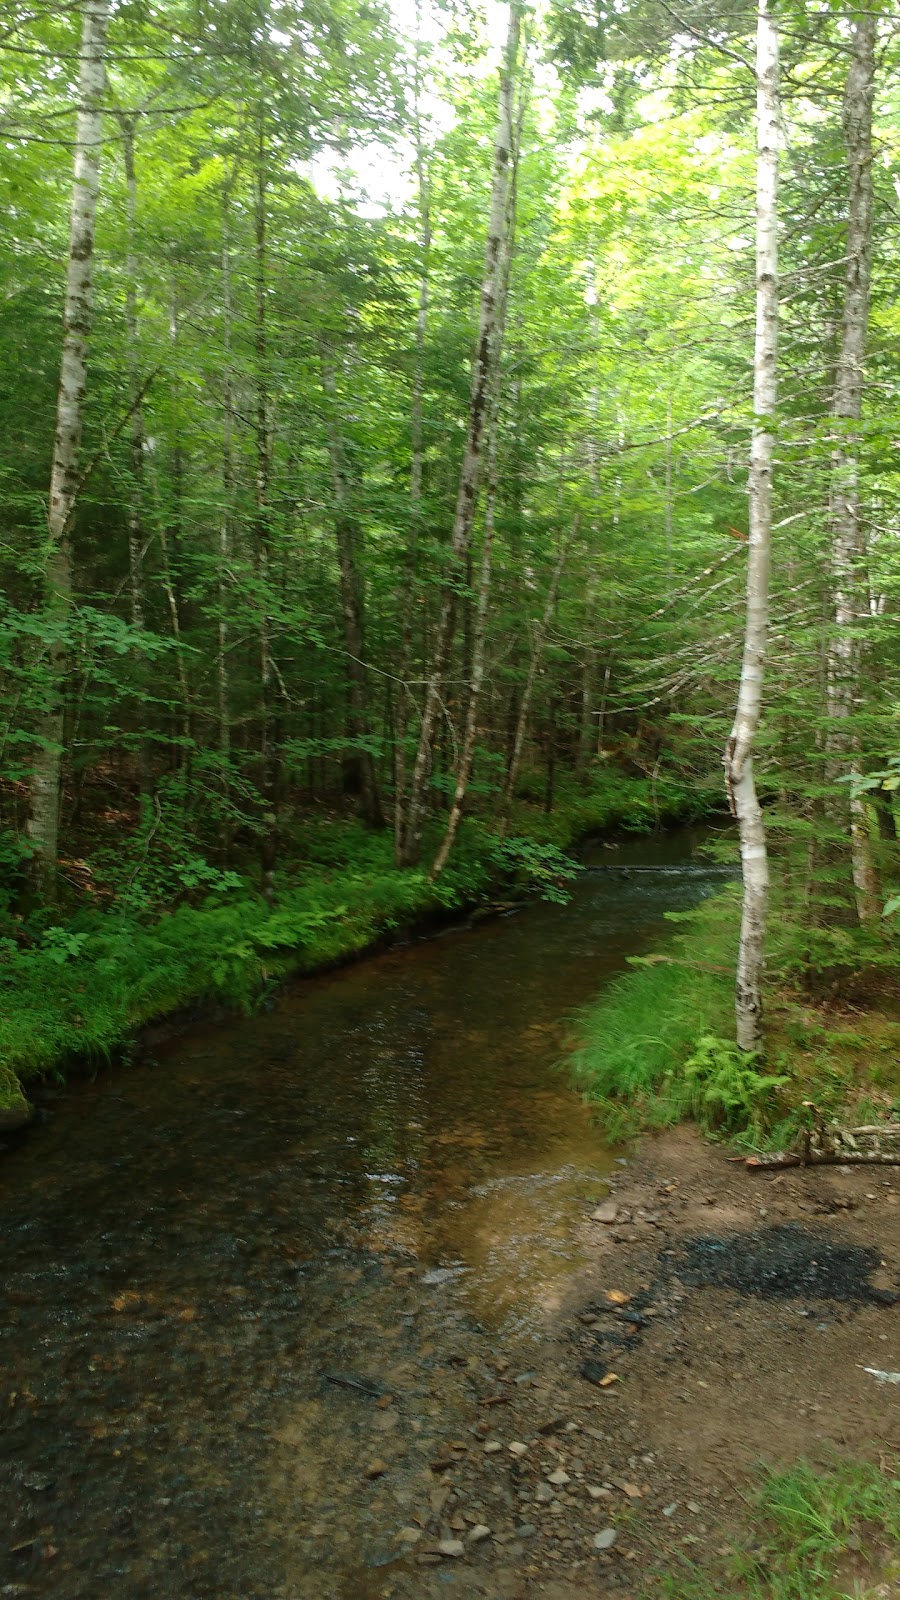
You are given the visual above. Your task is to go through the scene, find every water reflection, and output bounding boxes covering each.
[0,826,732,1598]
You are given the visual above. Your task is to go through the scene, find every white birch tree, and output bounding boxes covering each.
[723,0,779,1053]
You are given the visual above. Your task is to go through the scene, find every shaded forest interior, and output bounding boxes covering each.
[1,0,900,1102]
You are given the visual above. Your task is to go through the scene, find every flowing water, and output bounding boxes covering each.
[0,829,730,1599]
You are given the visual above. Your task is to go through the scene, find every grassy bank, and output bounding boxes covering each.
[0,770,715,1123]
[570,876,900,1150]
[663,1456,900,1599]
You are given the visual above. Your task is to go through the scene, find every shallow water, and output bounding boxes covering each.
[0,828,731,1598]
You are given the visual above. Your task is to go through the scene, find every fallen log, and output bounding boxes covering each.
[743,1148,900,1170]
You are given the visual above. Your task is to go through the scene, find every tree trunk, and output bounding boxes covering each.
[393,65,431,859]
[825,8,879,924]
[723,0,779,1055]
[322,364,386,830]
[430,378,502,879]
[255,117,278,899]
[27,0,110,896]
[218,181,236,853]
[498,525,575,843]
[117,111,152,798]
[397,0,521,867]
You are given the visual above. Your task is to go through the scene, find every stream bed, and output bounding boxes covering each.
[1,829,730,1599]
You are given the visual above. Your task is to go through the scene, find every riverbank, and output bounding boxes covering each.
[570,881,900,1154]
[0,771,714,1126]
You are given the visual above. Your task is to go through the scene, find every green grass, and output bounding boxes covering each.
[569,886,739,1140]
[661,1457,900,1599]
[569,870,900,1148]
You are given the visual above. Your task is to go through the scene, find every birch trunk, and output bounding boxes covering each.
[429,377,502,880]
[723,0,779,1054]
[27,0,110,892]
[397,0,521,867]
[825,8,879,923]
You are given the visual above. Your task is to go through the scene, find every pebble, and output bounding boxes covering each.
[662,1503,678,1517]
[591,1202,619,1224]
[467,1525,492,1544]
[515,1523,538,1539]
[396,1528,422,1545]
[593,1528,617,1550]
[437,1539,465,1558]
[547,1469,571,1486]
[365,1460,389,1479]
[535,1482,555,1504]
[483,1441,503,1454]
[508,1442,528,1458]
[587,1485,612,1500]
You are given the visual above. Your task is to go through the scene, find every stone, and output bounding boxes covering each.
[396,1527,422,1545]
[591,1202,619,1224]
[468,1525,492,1544]
[437,1539,465,1558]
[547,1469,571,1487]
[365,1460,389,1479]
[593,1529,617,1551]
[508,1442,528,1458]
[484,1441,503,1454]
[535,1482,555,1504]
[587,1486,611,1501]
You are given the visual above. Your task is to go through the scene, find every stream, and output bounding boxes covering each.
[0,828,730,1600]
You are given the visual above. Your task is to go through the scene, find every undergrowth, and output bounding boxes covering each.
[0,770,708,1113]
[661,1456,900,1599]
[569,879,900,1149]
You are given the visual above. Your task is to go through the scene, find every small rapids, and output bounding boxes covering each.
[0,829,729,1599]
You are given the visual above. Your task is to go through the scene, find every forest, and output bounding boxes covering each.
[1,0,899,1133]
[4,4,900,1596]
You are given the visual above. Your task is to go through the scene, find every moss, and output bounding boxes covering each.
[0,1061,31,1129]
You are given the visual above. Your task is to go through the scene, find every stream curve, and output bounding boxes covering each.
[0,828,730,1599]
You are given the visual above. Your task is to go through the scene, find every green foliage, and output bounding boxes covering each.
[489,835,579,903]
[569,889,736,1140]
[663,1457,900,1600]
[681,1034,789,1138]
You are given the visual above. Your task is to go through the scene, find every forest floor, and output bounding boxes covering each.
[353,1126,900,1600]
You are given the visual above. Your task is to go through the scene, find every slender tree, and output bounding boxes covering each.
[825,7,879,923]
[723,0,779,1053]
[397,0,522,866]
[26,0,111,895]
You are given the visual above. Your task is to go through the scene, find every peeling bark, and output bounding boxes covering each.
[723,0,779,1055]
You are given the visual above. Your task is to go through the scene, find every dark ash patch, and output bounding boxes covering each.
[670,1224,896,1305]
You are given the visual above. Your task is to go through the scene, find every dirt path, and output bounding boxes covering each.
[364,1127,899,1600]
